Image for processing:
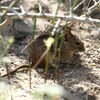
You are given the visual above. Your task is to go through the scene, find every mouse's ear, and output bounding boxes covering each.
[63,27,72,42]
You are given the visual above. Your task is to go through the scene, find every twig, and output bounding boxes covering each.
[0,18,12,30]
[33,49,48,69]
[0,6,20,10]
[9,7,24,19]
[0,12,100,23]
[51,18,61,36]
[86,0,100,15]
[69,0,73,16]
[20,5,26,14]
[20,34,40,53]
[2,64,29,77]
[38,0,51,13]
[73,0,86,11]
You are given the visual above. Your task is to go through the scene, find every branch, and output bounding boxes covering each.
[87,0,100,15]
[0,18,12,30]
[0,6,20,10]
[0,12,100,23]
[52,18,61,36]
[73,0,86,11]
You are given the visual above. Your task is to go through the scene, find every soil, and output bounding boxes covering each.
[0,0,100,100]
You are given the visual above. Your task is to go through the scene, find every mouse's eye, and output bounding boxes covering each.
[64,38,68,42]
[64,35,68,42]
[76,41,80,45]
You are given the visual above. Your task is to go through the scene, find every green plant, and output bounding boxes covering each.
[0,34,14,79]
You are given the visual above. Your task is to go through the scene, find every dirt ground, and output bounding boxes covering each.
[0,0,100,100]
